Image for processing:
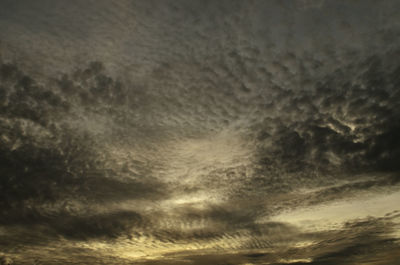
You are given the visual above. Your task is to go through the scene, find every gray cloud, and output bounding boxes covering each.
[1,0,400,264]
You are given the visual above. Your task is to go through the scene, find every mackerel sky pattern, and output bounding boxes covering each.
[1,1,400,264]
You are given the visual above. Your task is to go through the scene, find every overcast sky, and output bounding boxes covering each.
[1,1,400,264]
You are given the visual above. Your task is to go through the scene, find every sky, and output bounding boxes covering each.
[1,0,400,264]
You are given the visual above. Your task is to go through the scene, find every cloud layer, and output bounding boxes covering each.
[1,0,400,264]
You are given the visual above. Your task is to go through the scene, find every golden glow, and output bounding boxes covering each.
[269,188,400,232]
[278,258,312,263]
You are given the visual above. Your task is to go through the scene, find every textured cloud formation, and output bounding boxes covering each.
[1,0,400,264]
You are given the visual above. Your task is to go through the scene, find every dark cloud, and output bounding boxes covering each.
[0,256,13,265]
[1,0,400,264]
[0,58,168,249]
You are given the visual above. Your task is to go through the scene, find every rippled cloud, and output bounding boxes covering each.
[1,0,400,264]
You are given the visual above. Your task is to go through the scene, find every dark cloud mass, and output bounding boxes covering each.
[1,0,400,264]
